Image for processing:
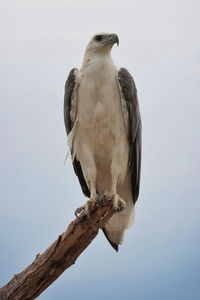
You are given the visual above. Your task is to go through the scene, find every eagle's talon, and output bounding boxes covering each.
[75,195,97,219]
[74,205,85,218]
[105,192,126,212]
[74,211,79,218]
[117,206,124,212]
[97,195,104,206]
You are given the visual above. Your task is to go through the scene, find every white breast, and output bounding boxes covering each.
[69,55,130,193]
[81,59,122,147]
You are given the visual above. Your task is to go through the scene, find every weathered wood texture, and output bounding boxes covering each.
[0,197,115,300]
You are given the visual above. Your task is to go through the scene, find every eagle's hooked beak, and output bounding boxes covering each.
[115,34,119,47]
[104,34,119,47]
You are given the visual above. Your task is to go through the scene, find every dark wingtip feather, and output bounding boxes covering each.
[102,228,119,252]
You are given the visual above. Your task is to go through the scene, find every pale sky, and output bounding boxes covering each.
[0,1,200,299]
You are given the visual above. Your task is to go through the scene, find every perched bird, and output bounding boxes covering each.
[64,33,141,251]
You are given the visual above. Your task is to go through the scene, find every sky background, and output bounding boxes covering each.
[0,0,200,299]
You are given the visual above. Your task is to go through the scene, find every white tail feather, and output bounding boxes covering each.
[104,201,134,245]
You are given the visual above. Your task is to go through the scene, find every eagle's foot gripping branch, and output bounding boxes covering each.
[74,195,97,219]
[74,192,126,219]
[104,192,126,212]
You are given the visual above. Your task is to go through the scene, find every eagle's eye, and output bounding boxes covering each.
[95,35,103,42]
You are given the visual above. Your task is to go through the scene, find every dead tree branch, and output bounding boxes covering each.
[0,196,115,300]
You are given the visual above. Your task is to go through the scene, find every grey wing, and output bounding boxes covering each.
[64,68,90,197]
[118,68,142,203]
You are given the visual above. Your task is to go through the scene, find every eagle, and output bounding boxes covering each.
[64,33,141,251]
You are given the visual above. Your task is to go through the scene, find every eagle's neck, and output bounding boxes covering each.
[81,50,117,76]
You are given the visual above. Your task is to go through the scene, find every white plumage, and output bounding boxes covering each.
[64,33,141,250]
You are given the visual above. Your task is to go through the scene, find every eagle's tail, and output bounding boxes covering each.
[102,201,135,251]
[102,228,119,252]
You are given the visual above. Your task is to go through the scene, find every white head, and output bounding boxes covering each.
[84,33,119,58]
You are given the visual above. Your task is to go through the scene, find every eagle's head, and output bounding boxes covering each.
[85,33,119,55]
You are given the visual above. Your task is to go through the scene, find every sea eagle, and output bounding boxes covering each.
[64,33,141,251]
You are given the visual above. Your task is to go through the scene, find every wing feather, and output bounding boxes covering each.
[64,68,90,197]
[118,68,142,203]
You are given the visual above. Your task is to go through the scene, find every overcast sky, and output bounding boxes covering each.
[0,0,200,299]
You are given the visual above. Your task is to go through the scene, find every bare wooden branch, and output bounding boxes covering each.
[0,196,115,300]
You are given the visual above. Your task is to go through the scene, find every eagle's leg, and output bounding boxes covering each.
[74,185,97,218]
[74,144,98,218]
[107,148,127,212]
[84,182,97,217]
[104,177,126,212]
[108,180,126,212]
